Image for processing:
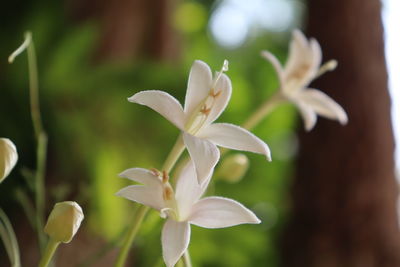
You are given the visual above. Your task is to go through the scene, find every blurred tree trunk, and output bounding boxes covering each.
[281,0,400,267]
[68,0,180,61]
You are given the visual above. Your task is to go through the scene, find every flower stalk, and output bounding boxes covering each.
[38,238,59,267]
[0,208,21,267]
[9,31,48,251]
[114,205,149,267]
[242,92,284,131]
[183,251,192,267]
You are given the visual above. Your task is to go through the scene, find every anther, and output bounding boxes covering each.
[162,171,169,183]
[150,168,160,177]
[200,105,211,115]
[163,187,173,201]
[209,89,222,98]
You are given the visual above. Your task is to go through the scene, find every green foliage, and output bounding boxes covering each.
[0,0,301,266]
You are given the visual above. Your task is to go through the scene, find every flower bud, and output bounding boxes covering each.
[0,138,18,183]
[44,201,84,243]
[217,154,249,183]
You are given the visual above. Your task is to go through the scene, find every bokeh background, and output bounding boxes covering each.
[0,0,398,266]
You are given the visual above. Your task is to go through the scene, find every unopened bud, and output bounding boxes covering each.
[44,201,84,243]
[217,154,249,183]
[0,138,18,183]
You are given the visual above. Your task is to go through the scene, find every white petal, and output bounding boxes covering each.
[119,168,162,187]
[198,123,271,161]
[310,38,322,72]
[128,90,185,130]
[189,197,261,229]
[297,89,348,125]
[184,60,213,116]
[283,30,319,93]
[294,100,318,131]
[162,220,191,267]
[284,29,309,78]
[204,73,232,125]
[182,132,219,185]
[0,138,18,182]
[115,185,164,211]
[175,161,204,220]
[260,50,284,85]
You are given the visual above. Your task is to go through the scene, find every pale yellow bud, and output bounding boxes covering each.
[0,138,18,183]
[44,201,84,243]
[217,154,249,183]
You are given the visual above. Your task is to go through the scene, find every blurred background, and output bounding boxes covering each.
[0,0,399,266]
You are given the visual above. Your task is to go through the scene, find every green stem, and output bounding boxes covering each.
[0,208,21,267]
[9,31,48,251]
[114,205,149,267]
[182,250,192,267]
[114,135,186,267]
[35,132,48,251]
[162,134,185,173]
[241,92,284,131]
[26,31,43,138]
[24,31,48,251]
[38,238,59,267]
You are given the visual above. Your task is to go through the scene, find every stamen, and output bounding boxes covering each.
[209,89,222,98]
[222,59,229,72]
[211,60,229,92]
[316,59,338,78]
[289,63,311,80]
[162,171,169,183]
[150,168,160,177]
[200,105,211,115]
[163,186,173,201]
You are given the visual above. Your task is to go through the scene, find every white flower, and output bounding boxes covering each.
[261,29,348,131]
[116,161,260,267]
[128,60,271,184]
[0,138,18,183]
[44,201,84,243]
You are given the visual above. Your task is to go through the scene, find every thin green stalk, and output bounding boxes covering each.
[26,32,47,251]
[15,189,37,229]
[38,238,59,267]
[0,208,21,267]
[162,134,185,173]
[182,250,192,267]
[114,135,185,267]
[9,31,48,251]
[114,205,149,267]
[241,92,284,131]
[26,32,44,138]
[35,132,48,250]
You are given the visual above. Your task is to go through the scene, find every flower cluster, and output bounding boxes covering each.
[118,59,268,267]
[117,29,348,267]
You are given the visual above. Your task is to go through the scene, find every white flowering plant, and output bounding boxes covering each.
[0,29,347,267]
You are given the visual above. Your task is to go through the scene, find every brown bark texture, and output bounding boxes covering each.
[281,0,400,267]
[68,0,179,61]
